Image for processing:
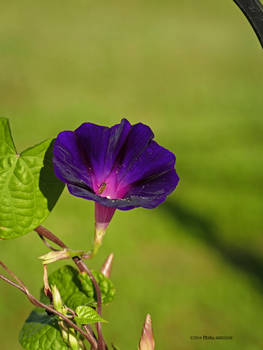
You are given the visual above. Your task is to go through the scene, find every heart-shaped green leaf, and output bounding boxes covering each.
[19,308,69,350]
[74,305,106,324]
[0,118,64,239]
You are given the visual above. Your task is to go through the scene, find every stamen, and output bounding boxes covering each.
[98,182,107,194]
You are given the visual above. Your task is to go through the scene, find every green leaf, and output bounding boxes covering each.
[40,265,90,309]
[40,265,115,310]
[65,291,91,311]
[0,118,64,239]
[19,308,69,350]
[74,305,106,324]
[79,270,115,305]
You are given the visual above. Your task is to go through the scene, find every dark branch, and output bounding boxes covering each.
[233,0,263,48]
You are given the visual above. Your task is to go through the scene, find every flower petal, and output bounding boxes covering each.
[125,168,179,208]
[118,140,176,187]
[53,131,93,189]
[114,122,154,183]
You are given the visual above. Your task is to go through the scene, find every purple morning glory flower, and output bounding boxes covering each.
[52,119,179,250]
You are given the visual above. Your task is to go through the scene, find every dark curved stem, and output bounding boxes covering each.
[72,257,102,314]
[0,274,25,293]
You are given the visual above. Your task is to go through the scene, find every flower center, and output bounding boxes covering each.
[94,175,130,200]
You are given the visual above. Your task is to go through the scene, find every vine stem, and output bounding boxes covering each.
[0,261,98,349]
[34,225,106,350]
[72,256,105,350]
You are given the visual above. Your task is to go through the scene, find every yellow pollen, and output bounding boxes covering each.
[98,182,107,194]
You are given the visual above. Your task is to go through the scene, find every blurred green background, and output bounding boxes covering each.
[0,1,263,349]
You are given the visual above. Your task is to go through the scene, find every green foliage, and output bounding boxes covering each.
[40,265,115,310]
[0,118,64,239]
[74,305,106,324]
[20,266,114,350]
[79,270,115,305]
[19,308,69,350]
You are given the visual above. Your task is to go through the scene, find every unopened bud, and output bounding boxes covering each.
[68,332,80,350]
[51,285,63,313]
[138,314,155,350]
[60,324,69,344]
[58,321,84,350]
[100,253,114,278]
[43,264,52,300]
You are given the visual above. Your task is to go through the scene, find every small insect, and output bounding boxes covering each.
[97,182,107,194]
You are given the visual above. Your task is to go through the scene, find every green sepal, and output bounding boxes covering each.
[0,118,64,239]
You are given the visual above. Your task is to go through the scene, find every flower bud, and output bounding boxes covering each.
[51,285,63,313]
[59,323,69,344]
[138,314,155,350]
[43,264,52,300]
[68,332,80,350]
[100,253,114,278]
